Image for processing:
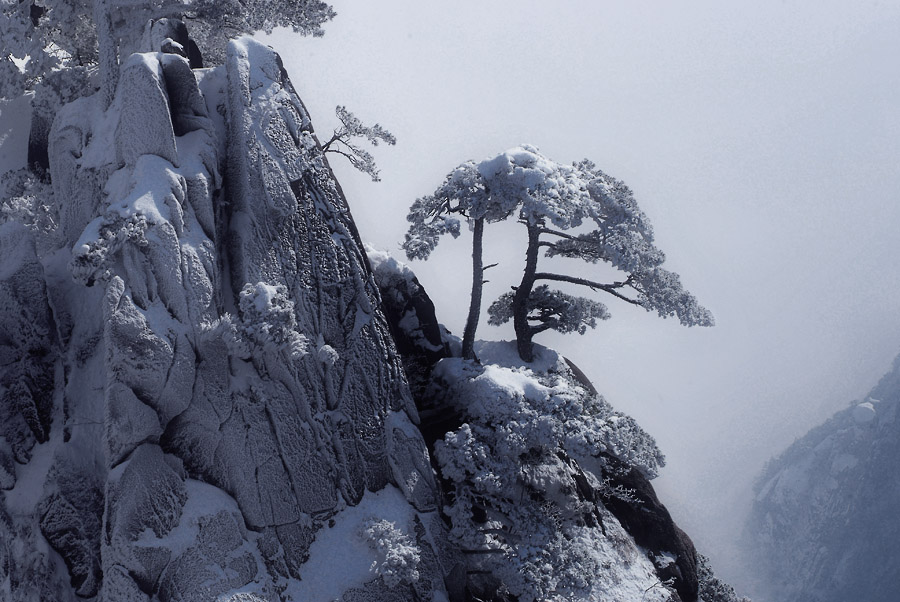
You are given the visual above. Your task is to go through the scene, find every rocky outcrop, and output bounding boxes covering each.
[372,256,714,601]
[1,26,454,602]
[368,248,457,451]
[600,454,699,602]
[744,353,900,602]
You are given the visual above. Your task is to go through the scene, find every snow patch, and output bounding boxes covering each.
[852,401,876,425]
[284,485,417,601]
[475,339,562,374]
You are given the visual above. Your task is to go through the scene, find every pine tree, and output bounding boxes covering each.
[482,149,713,361]
[404,145,712,363]
[402,162,500,359]
[322,105,396,182]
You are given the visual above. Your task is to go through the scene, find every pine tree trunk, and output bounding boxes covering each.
[94,0,118,110]
[513,222,541,362]
[461,217,484,360]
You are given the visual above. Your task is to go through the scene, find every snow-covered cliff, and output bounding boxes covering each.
[744,353,900,602]
[1,31,450,602]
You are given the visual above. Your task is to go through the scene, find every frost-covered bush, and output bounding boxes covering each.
[433,352,663,481]
[360,517,421,588]
[199,314,251,359]
[0,169,59,245]
[237,282,309,359]
[69,214,149,285]
[218,593,268,602]
[431,344,667,601]
[315,334,339,366]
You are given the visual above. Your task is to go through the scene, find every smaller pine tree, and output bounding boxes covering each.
[322,106,396,182]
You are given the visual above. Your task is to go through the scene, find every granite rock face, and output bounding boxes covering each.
[744,354,900,602]
[1,28,451,602]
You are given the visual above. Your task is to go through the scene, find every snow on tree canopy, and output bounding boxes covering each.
[403,144,712,362]
[476,144,592,229]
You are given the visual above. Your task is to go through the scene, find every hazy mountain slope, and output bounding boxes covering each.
[744,353,900,602]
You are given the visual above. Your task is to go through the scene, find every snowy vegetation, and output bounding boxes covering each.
[402,160,504,359]
[404,145,713,362]
[697,554,751,602]
[322,105,396,182]
[0,168,57,241]
[237,282,310,359]
[360,517,422,588]
[429,341,671,601]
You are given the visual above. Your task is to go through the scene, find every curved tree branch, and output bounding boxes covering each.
[533,272,643,307]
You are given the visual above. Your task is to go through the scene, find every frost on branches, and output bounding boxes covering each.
[697,554,752,602]
[238,282,310,360]
[401,160,522,359]
[360,518,422,589]
[0,168,57,242]
[322,105,396,182]
[480,147,714,362]
[430,342,670,601]
[489,284,611,336]
[403,145,713,363]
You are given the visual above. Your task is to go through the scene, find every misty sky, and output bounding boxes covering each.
[269,1,900,591]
